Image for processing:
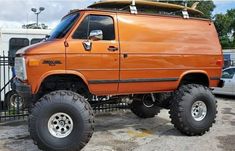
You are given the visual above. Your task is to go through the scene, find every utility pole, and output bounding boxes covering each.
[31,7,45,28]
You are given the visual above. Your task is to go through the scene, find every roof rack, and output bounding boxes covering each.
[129,0,189,18]
[88,0,204,18]
[130,0,137,14]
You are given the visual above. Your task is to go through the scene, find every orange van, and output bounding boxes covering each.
[14,1,223,150]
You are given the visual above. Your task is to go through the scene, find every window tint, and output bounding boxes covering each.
[222,68,235,79]
[73,16,89,39]
[31,38,43,45]
[9,38,29,55]
[89,15,115,40]
[73,15,115,40]
[8,38,29,65]
[49,13,80,40]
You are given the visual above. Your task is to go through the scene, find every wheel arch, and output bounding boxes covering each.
[178,70,210,87]
[34,70,89,94]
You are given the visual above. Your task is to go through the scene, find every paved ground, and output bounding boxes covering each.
[0,95,234,151]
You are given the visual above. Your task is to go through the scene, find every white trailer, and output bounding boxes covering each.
[0,28,51,102]
[0,28,51,56]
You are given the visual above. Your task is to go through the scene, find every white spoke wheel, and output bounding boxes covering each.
[48,112,74,138]
[191,101,207,121]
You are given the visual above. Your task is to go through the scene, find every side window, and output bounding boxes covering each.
[222,69,235,79]
[9,38,29,51]
[89,15,115,40]
[73,16,89,39]
[73,15,115,40]
[9,38,29,57]
[31,38,43,45]
[8,38,29,66]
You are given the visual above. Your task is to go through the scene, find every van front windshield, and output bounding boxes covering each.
[48,13,80,40]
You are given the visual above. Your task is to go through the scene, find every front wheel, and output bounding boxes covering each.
[169,84,217,136]
[29,90,94,151]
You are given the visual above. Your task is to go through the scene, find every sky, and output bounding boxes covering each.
[213,0,235,14]
[0,0,234,29]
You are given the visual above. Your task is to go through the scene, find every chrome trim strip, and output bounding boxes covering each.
[88,77,178,84]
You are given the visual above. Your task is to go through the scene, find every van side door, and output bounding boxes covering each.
[66,12,120,95]
[117,14,179,93]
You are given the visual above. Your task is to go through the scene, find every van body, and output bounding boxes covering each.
[15,9,222,96]
[14,6,223,151]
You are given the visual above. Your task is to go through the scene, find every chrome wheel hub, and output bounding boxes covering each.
[10,94,23,109]
[191,101,207,121]
[143,95,154,108]
[48,112,73,138]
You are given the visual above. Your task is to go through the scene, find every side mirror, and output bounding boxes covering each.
[89,30,103,41]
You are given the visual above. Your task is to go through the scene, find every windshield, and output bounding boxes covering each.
[48,13,79,40]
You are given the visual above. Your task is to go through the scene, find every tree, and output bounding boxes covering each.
[214,9,235,49]
[163,0,215,19]
[188,0,215,19]
[22,23,48,29]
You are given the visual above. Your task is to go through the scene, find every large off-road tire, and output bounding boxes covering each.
[155,92,173,109]
[169,84,217,136]
[29,90,94,151]
[130,94,161,118]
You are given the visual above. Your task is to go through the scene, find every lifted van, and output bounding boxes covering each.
[14,0,223,150]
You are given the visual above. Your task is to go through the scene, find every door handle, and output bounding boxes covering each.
[123,54,128,58]
[82,40,92,51]
[108,46,118,52]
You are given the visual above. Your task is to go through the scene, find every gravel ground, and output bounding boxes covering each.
[0,95,234,151]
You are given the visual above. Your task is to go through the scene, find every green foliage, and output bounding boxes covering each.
[189,1,215,19]
[220,36,233,49]
[214,9,235,49]
[162,0,215,19]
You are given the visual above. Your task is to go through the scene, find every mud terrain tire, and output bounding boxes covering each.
[130,94,161,118]
[169,84,217,136]
[29,90,94,151]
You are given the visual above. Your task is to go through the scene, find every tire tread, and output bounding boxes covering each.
[28,90,94,151]
[169,84,217,136]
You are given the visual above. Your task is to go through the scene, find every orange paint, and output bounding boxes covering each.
[16,9,223,96]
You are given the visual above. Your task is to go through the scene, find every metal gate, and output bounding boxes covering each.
[0,54,28,122]
[0,53,129,123]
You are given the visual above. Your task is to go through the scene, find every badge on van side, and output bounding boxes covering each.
[43,60,62,66]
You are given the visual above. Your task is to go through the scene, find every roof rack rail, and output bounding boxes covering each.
[129,0,190,18]
[88,0,204,18]
[130,0,137,14]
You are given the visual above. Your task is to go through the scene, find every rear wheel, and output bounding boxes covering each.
[29,90,94,151]
[130,94,161,118]
[169,84,217,136]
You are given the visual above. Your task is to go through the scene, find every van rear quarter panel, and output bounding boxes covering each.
[117,13,222,93]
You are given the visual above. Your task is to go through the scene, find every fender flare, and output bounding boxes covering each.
[34,70,89,94]
[177,70,210,87]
